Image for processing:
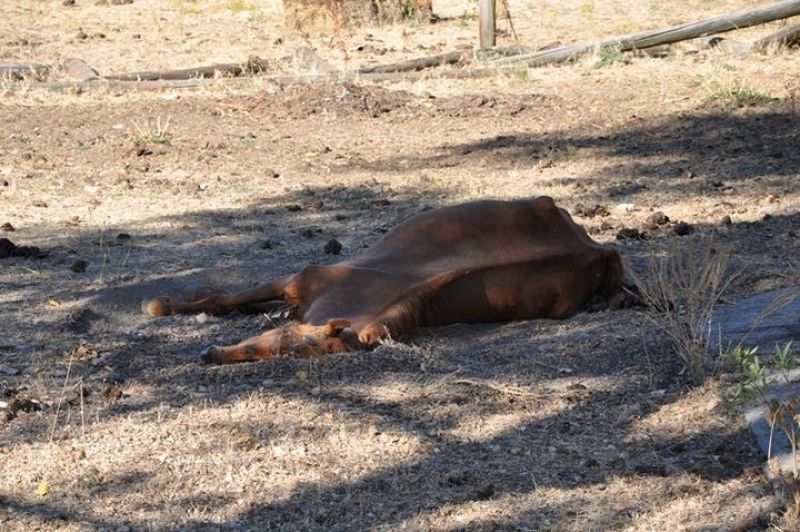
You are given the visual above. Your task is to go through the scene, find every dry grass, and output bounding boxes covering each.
[628,239,742,383]
[1,0,800,530]
[129,116,173,149]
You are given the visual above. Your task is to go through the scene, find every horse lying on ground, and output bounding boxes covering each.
[143,197,627,364]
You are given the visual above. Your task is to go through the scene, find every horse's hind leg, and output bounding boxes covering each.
[142,274,295,317]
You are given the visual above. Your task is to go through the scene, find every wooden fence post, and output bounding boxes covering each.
[480,0,496,49]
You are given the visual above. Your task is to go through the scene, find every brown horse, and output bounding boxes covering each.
[142,197,625,364]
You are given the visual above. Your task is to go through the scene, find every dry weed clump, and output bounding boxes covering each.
[629,238,741,383]
[129,116,173,149]
[284,0,432,31]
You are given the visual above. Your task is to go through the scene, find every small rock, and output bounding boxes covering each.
[599,221,614,232]
[721,215,732,225]
[616,227,644,241]
[259,240,273,250]
[101,385,123,401]
[286,204,302,212]
[324,238,342,255]
[4,398,45,420]
[614,203,636,214]
[76,29,88,40]
[763,194,778,205]
[1,223,14,232]
[71,259,88,273]
[717,373,739,384]
[680,168,694,179]
[268,169,280,178]
[573,203,609,218]
[673,222,694,236]
[116,233,131,241]
[62,0,76,6]
[645,211,670,229]
[299,228,315,238]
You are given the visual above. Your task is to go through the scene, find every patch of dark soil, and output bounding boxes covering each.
[573,203,610,218]
[672,221,694,236]
[2,397,47,421]
[433,94,546,118]
[616,227,645,240]
[0,237,44,258]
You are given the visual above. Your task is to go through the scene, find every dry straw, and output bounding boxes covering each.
[628,237,743,383]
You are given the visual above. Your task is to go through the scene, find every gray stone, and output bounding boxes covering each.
[712,287,799,351]
[713,287,800,476]
[61,58,100,81]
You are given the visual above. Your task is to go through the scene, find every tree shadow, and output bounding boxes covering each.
[1,183,792,530]
[334,103,800,204]
[172,384,762,530]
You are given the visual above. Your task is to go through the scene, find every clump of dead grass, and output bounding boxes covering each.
[706,83,775,107]
[129,116,173,148]
[629,237,741,383]
[703,72,775,107]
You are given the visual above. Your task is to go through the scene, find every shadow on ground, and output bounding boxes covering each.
[1,181,791,529]
[337,103,800,204]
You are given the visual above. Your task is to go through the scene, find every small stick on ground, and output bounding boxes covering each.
[449,378,540,397]
[48,348,76,444]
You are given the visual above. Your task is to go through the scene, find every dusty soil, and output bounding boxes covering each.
[2,0,800,530]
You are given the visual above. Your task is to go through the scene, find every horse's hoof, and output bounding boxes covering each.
[142,296,172,317]
[201,345,224,364]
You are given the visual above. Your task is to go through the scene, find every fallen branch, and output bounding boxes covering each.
[2,64,517,94]
[2,41,557,94]
[105,57,272,81]
[492,0,800,67]
[357,44,556,74]
[0,62,52,80]
[358,50,472,74]
[1,77,235,94]
[753,22,800,50]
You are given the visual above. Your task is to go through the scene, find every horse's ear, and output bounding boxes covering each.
[323,319,351,337]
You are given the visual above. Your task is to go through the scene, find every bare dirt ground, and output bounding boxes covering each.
[2,0,800,530]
